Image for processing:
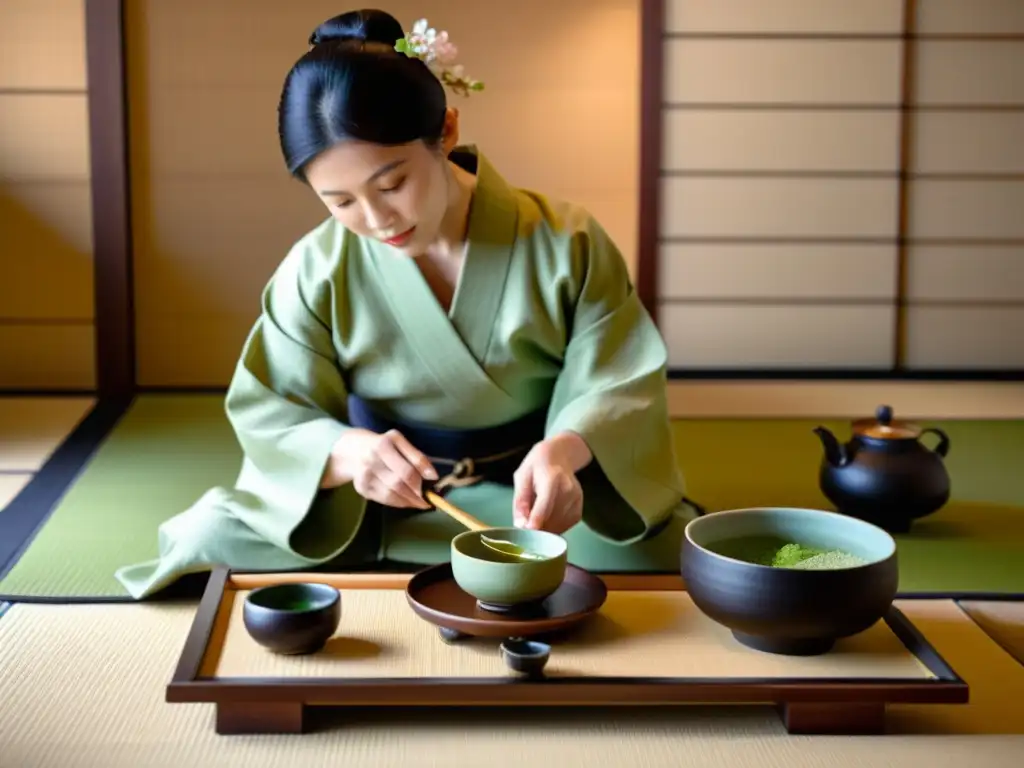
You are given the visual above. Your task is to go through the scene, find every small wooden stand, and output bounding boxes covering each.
[781,702,887,735]
[217,701,305,735]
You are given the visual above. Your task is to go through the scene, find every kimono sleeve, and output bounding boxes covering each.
[222,236,363,560]
[545,215,688,544]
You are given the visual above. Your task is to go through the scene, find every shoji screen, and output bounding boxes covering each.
[656,0,904,372]
[652,0,1023,375]
[904,0,1024,371]
[0,0,95,389]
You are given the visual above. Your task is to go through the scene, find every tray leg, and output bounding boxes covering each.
[216,702,306,735]
[780,702,886,735]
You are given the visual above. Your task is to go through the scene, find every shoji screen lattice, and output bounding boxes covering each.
[650,0,1024,375]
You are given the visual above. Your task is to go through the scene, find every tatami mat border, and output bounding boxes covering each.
[0,399,131,584]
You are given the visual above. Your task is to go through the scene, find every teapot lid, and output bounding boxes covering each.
[852,405,921,439]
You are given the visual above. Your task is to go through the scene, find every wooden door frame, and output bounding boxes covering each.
[85,0,134,398]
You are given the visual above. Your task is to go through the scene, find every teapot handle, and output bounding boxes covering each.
[919,427,950,457]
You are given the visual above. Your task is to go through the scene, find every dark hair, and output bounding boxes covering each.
[277,9,448,179]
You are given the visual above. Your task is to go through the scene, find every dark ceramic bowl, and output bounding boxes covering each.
[242,582,341,655]
[681,507,898,656]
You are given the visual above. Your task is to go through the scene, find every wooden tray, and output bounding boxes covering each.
[167,568,968,737]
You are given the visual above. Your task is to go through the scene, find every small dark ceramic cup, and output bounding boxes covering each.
[681,507,899,656]
[500,638,551,676]
[242,582,341,655]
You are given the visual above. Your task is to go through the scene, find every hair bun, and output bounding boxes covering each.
[308,8,405,48]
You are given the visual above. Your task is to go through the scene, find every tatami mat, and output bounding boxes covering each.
[960,601,1024,666]
[0,473,31,509]
[0,598,1022,767]
[0,397,94,471]
[4,393,1024,600]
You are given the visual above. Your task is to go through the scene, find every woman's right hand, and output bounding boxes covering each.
[321,428,438,509]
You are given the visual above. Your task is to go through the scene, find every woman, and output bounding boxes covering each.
[115,9,700,600]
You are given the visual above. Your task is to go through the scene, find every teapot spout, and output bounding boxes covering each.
[813,426,847,467]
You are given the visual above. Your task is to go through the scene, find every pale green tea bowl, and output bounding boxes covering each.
[451,527,568,612]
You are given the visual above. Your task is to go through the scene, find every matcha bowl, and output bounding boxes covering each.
[681,507,898,656]
[243,582,341,655]
[451,527,568,612]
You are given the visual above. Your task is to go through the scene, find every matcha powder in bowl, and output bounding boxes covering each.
[770,542,868,570]
[712,536,869,570]
[789,550,868,570]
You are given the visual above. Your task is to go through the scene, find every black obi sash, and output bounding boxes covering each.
[345,395,546,495]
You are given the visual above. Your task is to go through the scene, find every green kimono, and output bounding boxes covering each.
[114,145,698,599]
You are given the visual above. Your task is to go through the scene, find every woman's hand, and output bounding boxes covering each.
[512,432,593,534]
[321,428,438,509]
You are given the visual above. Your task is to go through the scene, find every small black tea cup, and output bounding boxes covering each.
[500,638,550,676]
[242,582,341,655]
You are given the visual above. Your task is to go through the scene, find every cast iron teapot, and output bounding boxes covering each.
[813,405,951,533]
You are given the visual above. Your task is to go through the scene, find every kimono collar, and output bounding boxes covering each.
[362,143,522,415]
[449,144,519,243]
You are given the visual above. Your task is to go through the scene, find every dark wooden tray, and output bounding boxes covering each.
[166,567,968,737]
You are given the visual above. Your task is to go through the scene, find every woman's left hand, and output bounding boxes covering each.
[512,432,593,535]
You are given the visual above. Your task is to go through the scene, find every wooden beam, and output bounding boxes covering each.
[636,0,664,324]
[84,0,135,398]
[893,0,919,369]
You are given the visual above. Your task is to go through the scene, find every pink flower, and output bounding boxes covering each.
[433,34,458,65]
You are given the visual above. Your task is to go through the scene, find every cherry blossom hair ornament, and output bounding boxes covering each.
[394,18,485,97]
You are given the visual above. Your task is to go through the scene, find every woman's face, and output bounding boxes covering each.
[304,110,460,254]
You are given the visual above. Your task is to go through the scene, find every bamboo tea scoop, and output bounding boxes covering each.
[423,490,547,561]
